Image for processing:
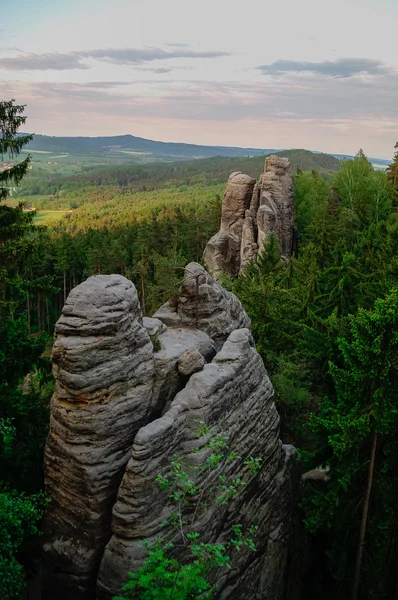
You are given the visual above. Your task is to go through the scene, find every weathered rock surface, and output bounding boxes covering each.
[204,172,255,279]
[43,265,299,600]
[151,326,215,415]
[177,347,205,376]
[260,156,294,258]
[142,316,165,336]
[204,155,294,278]
[42,275,154,599]
[154,262,250,351]
[97,328,299,599]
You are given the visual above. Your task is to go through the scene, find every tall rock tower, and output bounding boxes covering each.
[204,155,294,278]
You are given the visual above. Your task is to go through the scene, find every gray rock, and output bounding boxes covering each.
[142,316,165,337]
[240,209,258,274]
[154,262,250,350]
[151,327,214,414]
[97,328,300,599]
[177,347,205,376]
[202,231,233,281]
[42,275,154,599]
[204,155,294,277]
[43,268,300,600]
[262,156,294,257]
[203,172,255,277]
[257,203,278,252]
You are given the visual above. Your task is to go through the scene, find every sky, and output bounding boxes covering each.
[1,0,397,158]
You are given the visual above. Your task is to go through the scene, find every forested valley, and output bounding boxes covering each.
[1,101,398,600]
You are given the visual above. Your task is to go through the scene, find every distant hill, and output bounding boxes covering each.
[14,149,342,202]
[221,149,340,178]
[24,133,279,160]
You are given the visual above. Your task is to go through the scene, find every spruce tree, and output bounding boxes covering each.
[0,100,33,201]
[386,142,398,188]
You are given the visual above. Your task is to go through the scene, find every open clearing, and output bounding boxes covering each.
[34,210,69,224]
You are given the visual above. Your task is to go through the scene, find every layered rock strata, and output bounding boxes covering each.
[42,275,154,598]
[204,155,294,278]
[43,264,299,600]
[97,328,299,599]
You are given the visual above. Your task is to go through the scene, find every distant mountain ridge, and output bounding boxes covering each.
[25,133,279,160]
[22,133,388,167]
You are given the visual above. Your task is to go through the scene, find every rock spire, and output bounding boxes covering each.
[204,155,294,278]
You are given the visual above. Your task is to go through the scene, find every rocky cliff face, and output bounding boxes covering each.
[204,155,294,278]
[42,264,300,600]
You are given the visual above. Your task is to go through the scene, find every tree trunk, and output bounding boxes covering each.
[140,272,146,317]
[352,431,378,600]
[27,292,31,335]
[63,270,66,305]
[196,223,200,263]
[45,298,50,333]
[38,292,42,332]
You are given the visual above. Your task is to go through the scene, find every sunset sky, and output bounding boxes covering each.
[1,0,397,158]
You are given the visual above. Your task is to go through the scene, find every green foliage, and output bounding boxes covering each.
[113,539,222,600]
[222,153,398,597]
[115,423,260,599]
[0,490,46,600]
[0,100,33,201]
[386,142,398,188]
[11,148,339,208]
[0,101,52,600]
[302,290,398,593]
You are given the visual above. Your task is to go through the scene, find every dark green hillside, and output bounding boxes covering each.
[14,149,340,204]
[275,149,341,173]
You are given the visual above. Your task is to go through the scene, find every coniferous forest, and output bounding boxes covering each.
[1,100,398,600]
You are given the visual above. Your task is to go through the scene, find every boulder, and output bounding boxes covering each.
[151,326,214,415]
[177,347,205,376]
[142,316,165,337]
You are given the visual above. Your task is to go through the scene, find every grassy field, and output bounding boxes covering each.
[21,149,153,167]
[34,210,69,224]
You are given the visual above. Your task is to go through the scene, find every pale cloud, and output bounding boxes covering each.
[257,58,391,78]
[165,43,190,48]
[77,81,135,89]
[9,68,398,123]
[0,53,87,71]
[0,47,231,71]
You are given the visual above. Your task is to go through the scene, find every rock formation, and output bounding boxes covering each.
[42,275,154,598]
[204,155,294,278]
[153,261,250,351]
[43,263,300,600]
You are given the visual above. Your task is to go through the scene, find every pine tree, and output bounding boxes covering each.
[386,142,398,188]
[0,100,33,201]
